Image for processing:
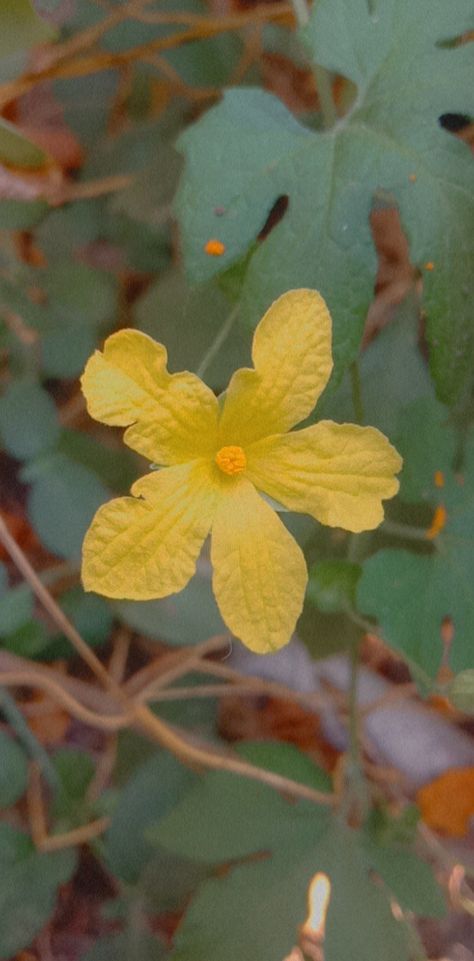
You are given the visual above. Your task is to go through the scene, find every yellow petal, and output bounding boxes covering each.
[82,461,218,599]
[211,478,307,654]
[246,422,402,533]
[81,329,219,464]
[219,289,332,446]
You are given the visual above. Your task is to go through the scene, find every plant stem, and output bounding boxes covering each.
[350,360,364,423]
[0,687,58,788]
[381,519,429,542]
[196,302,240,379]
[313,64,338,129]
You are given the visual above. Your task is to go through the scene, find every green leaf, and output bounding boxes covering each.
[0,731,28,807]
[396,397,457,504]
[24,452,109,559]
[53,586,113,650]
[104,750,197,884]
[0,823,76,958]
[51,748,95,823]
[115,567,225,646]
[0,118,48,168]
[358,404,474,680]
[307,560,361,614]
[134,265,249,392]
[0,199,47,229]
[176,0,473,398]
[317,295,434,435]
[82,931,167,961]
[0,380,59,461]
[362,837,446,918]
[157,764,411,961]
[448,670,474,714]
[154,742,331,864]
[43,262,116,327]
[0,561,34,634]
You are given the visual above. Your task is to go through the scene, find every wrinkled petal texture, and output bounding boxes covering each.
[82,461,219,599]
[246,422,402,533]
[219,289,332,446]
[81,329,219,464]
[211,478,307,653]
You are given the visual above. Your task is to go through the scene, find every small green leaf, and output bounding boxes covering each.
[448,670,474,714]
[0,380,59,461]
[363,837,446,918]
[25,453,109,559]
[115,568,225,646]
[134,265,249,392]
[55,587,113,650]
[0,118,48,168]
[51,748,95,823]
[43,262,116,327]
[0,823,76,958]
[358,423,474,681]
[307,560,361,614]
[0,731,28,807]
[0,0,55,58]
[396,397,457,504]
[104,750,197,883]
[0,562,33,634]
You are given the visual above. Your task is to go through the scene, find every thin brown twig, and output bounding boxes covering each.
[27,761,110,852]
[0,4,293,109]
[0,519,335,808]
[0,672,126,731]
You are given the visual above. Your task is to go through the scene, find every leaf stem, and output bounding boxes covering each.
[313,64,338,129]
[196,302,240,379]
[381,519,429,542]
[350,360,364,423]
[0,686,59,788]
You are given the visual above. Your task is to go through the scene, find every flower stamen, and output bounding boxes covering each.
[215,445,247,476]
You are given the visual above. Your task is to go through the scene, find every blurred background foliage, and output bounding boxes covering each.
[0,0,473,959]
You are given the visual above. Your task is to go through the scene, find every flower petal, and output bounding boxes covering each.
[211,478,307,653]
[82,461,218,599]
[81,329,219,464]
[219,289,332,445]
[246,422,402,533]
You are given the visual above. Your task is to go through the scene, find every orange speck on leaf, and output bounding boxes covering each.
[417,767,474,836]
[204,238,226,256]
[434,470,445,488]
[424,261,435,271]
[408,173,417,182]
[426,504,447,540]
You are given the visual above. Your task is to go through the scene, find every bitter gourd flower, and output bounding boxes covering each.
[80,289,402,654]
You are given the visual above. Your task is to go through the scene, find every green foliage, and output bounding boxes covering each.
[176,0,473,398]
[358,399,474,680]
[0,730,29,807]
[0,0,472,955]
[23,453,109,559]
[153,742,430,961]
[0,823,76,959]
[307,559,361,614]
[0,380,60,460]
[115,568,225,645]
[104,750,197,884]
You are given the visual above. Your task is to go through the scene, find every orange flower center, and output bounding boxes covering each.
[215,445,247,476]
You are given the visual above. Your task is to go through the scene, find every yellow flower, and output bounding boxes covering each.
[80,289,402,654]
